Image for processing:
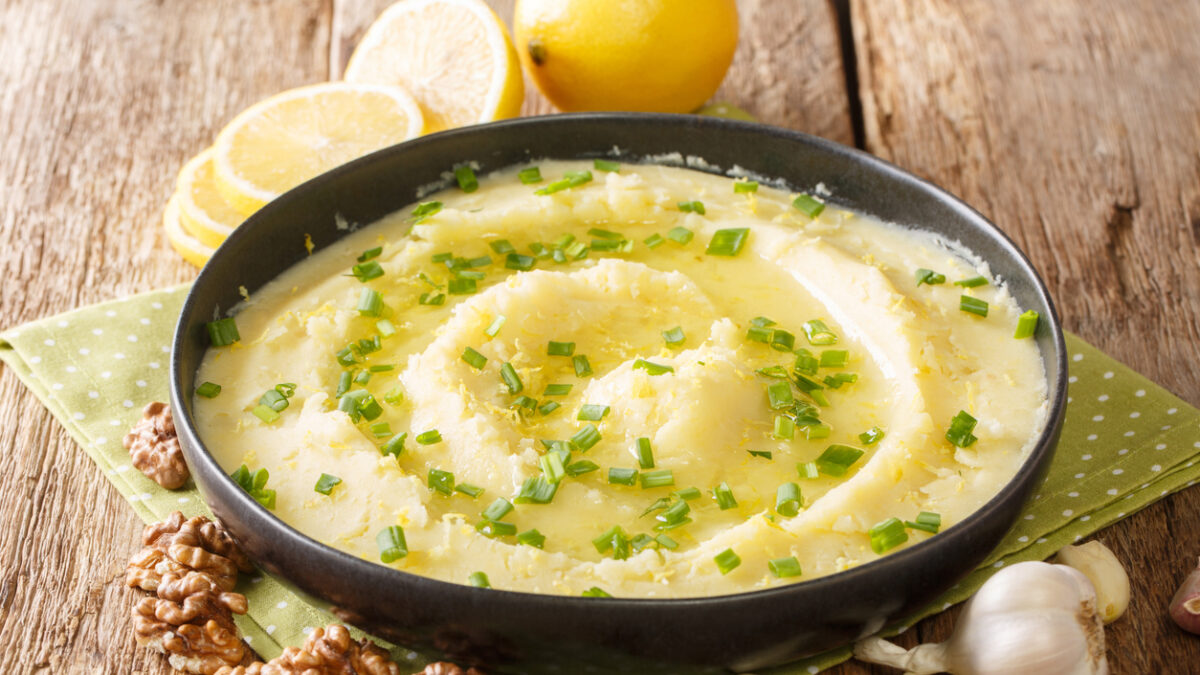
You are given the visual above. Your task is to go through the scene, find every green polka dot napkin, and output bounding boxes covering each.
[2,286,1198,674]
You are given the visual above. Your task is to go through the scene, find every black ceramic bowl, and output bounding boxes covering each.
[170,113,1066,674]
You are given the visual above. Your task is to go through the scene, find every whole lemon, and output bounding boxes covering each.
[514,0,739,113]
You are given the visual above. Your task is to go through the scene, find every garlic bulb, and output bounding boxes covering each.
[854,561,1108,675]
[1054,541,1129,623]
[1169,556,1200,635]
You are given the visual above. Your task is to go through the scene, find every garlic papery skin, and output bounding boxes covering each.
[1169,556,1200,635]
[853,561,1109,675]
[1055,541,1130,623]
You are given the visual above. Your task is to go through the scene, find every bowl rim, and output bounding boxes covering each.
[171,111,1068,611]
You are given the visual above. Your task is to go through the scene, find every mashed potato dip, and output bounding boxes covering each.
[195,160,1048,598]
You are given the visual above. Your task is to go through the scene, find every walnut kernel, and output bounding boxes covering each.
[132,570,250,674]
[123,401,190,489]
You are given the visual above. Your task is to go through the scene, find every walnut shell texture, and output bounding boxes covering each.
[123,401,190,489]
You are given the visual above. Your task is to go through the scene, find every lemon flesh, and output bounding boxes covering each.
[212,82,424,216]
[175,148,246,249]
[514,0,738,113]
[344,0,523,132]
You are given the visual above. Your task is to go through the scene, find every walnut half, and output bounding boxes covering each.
[123,401,190,489]
[127,511,254,593]
[214,625,404,675]
[133,570,251,675]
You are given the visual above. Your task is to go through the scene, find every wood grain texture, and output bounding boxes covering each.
[851,1,1200,673]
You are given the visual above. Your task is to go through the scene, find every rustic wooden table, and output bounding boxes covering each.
[1,0,1197,672]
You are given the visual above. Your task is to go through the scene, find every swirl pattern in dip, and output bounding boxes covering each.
[195,160,1048,598]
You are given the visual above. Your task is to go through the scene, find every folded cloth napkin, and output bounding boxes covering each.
[2,285,1197,674]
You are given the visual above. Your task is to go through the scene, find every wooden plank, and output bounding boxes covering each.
[851,1,1200,673]
[0,1,332,673]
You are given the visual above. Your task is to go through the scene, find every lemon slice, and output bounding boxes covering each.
[164,195,216,268]
[175,148,246,248]
[344,0,523,132]
[212,82,425,215]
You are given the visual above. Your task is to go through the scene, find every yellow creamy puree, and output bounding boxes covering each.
[195,160,1047,598]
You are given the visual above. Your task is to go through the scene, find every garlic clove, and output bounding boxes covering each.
[1169,556,1200,635]
[1054,541,1130,623]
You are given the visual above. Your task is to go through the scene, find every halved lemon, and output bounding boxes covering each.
[175,148,246,248]
[343,0,523,132]
[212,82,425,216]
[164,195,216,268]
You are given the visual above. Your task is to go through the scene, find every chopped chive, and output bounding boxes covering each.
[770,329,795,352]
[1014,310,1039,339]
[358,394,382,421]
[431,252,453,263]
[196,382,222,398]
[633,437,655,469]
[454,166,478,193]
[206,318,240,346]
[535,170,593,195]
[656,534,679,550]
[540,452,567,484]
[538,400,561,416]
[769,556,803,578]
[746,326,772,343]
[461,347,487,370]
[792,193,825,218]
[417,272,442,289]
[416,429,442,445]
[582,586,611,598]
[960,295,989,317]
[748,450,773,459]
[773,415,795,440]
[757,365,790,379]
[633,359,673,375]
[714,548,741,575]
[674,487,702,501]
[468,571,490,588]
[418,291,446,306]
[314,473,342,495]
[512,395,538,412]
[906,511,943,534]
[644,233,666,248]
[767,381,794,409]
[869,517,909,554]
[548,340,576,356]
[588,227,624,241]
[565,459,600,476]
[499,362,523,394]
[489,239,515,255]
[448,278,477,295]
[475,520,517,537]
[517,529,546,548]
[357,246,382,262]
[734,180,759,194]
[819,350,849,368]
[351,261,384,283]
[593,159,620,172]
[376,526,408,562]
[667,226,694,244]
[412,201,442,222]
[794,350,819,375]
[381,432,406,458]
[465,255,492,268]
[859,426,885,445]
[577,404,609,421]
[751,316,777,327]
[383,386,404,405]
[354,370,372,386]
[705,228,750,256]
[543,383,573,397]
[482,497,514,522]
[802,422,830,440]
[518,167,542,184]
[823,372,858,389]
[946,410,979,447]
[573,354,593,377]
[816,444,865,477]
[954,275,988,288]
[370,422,392,438]
[608,467,638,486]
[775,482,802,517]
[640,469,674,489]
[678,200,706,215]
[251,404,280,424]
[570,424,601,451]
[915,268,946,286]
[455,482,484,498]
[796,461,819,479]
[375,319,397,338]
[505,253,536,271]
[656,499,691,529]
[660,326,686,347]
[802,319,837,345]
[481,316,506,338]
[564,240,589,259]
[713,482,737,510]
[428,468,455,495]
[592,525,625,554]
[356,288,383,316]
